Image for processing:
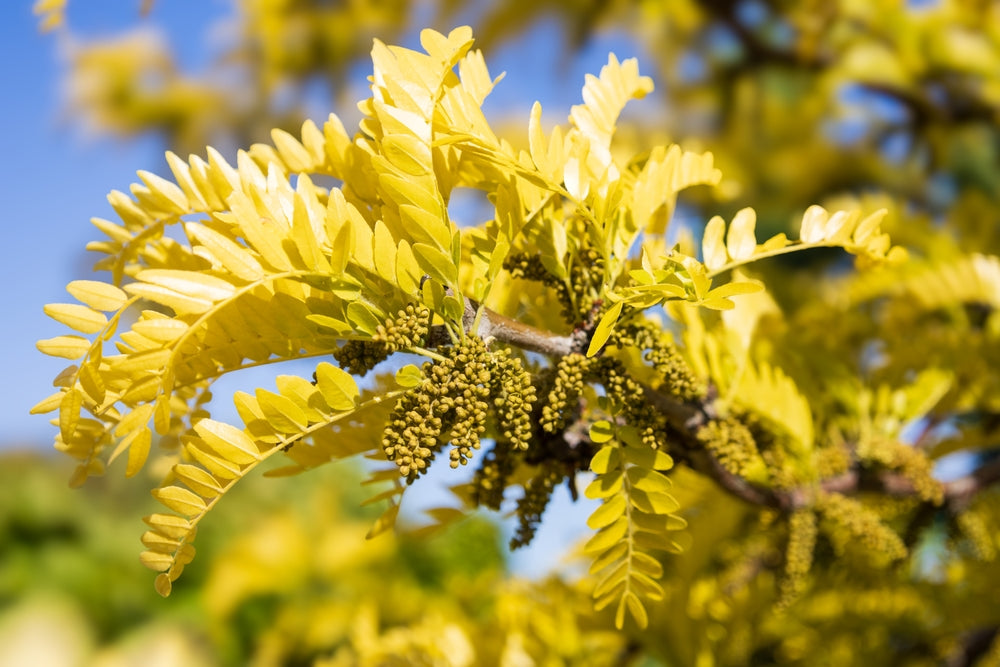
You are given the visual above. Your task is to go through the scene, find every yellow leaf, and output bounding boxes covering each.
[799,205,829,243]
[124,283,212,315]
[589,542,628,576]
[593,561,628,599]
[135,269,236,302]
[44,303,109,334]
[699,297,737,311]
[185,224,265,281]
[725,207,757,261]
[703,280,764,301]
[366,503,400,539]
[193,419,261,465]
[271,128,313,172]
[131,318,188,343]
[590,447,622,475]
[137,169,189,213]
[37,335,91,360]
[143,513,193,540]
[126,428,152,477]
[59,388,82,443]
[154,573,173,597]
[140,550,175,572]
[625,446,674,472]
[702,216,728,270]
[174,463,223,496]
[585,515,629,553]
[626,467,674,494]
[186,442,241,479]
[619,592,649,629]
[629,488,681,514]
[420,25,473,64]
[141,530,179,553]
[413,242,459,285]
[373,221,397,283]
[30,391,64,415]
[315,362,360,411]
[256,388,308,432]
[152,486,207,516]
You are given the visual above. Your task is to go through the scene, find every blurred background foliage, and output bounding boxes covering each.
[14,0,1000,665]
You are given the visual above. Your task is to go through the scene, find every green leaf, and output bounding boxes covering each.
[588,541,628,574]
[628,488,681,514]
[585,515,629,553]
[590,445,621,475]
[626,467,674,494]
[587,495,627,529]
[590,420,615,444]
[625,447,674,472]
[584,470,623,499]
[394,364,424,388]
[587,301,624,357]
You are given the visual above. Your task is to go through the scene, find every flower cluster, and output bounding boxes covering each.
[334,304,430,375]
[490,348,536,451]
[471,443,513,511]
[611,321,704,401]
[956,509,997,562]
[540,353,590,433]
[380,335,537,483]
[505,239,605,324]
[778,509,817,608]
[817,492,907,564]
[858,436,943,505]
[510,462,564,549]
[697,416,763,479]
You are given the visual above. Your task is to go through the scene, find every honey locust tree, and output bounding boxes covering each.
[33,21,1000,667]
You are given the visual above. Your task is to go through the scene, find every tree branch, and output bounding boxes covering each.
[453,297,1000,513]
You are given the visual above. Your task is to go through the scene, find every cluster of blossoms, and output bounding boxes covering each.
[610,321,705,402]
[379,334,537,483]
[334,304,430,375]
[778,508,818,608]
[504,239,605,324]
[697,416,762,479]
